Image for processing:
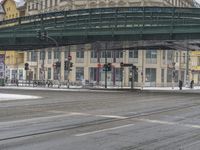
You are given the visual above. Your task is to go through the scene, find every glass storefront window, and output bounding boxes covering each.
[76,67,84,81]
[48,68,51,80]
[145,68,156,82]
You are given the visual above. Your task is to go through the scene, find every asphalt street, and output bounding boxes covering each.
[0,89,200,150]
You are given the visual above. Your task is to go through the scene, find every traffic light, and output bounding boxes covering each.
[103,64,108,71]
[64,61,69,70]
[56,61,61,68]
[70,62,73,68]
[107,63,112,71]
[132,65,138,72]
[25,63,29,70]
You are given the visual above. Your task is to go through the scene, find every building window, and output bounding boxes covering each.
[176,52,179,62]
[167,50,173,61]
[115,51,123,58]
[48,51,52,59]
[53,68,58,80]
[32,3,34,10]
[129,68,138,82]
[167,69,173,83]
[55,0,58,6]
[145,68,156,83]
[28,5,31,11]
[76,51,84,58]
[40,51,45,60]
[106,51,112,58]
[64,48,69,59]
[48,68,51,79]
[31,51,37,61]
[183,53,186,63]
[19,69,23,80]
[101,51,112,58]
[115,68,122,82]
[146,50,157,59]
[54,50,60,59]
[76,67,84,81]
[161,69,165,83]
[129,50,138,58]
[89,67,99,81]
[41,1,43,9]
[146,50,157,64]
[45,0,48,8]
[162,50,166,60]
[27,51,30,61]
[50,0,53,7]
[91,51,97,58]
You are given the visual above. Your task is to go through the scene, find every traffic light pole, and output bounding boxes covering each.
[105,42,108,89]
[67,46,71,88]
[44,35,61,87]
[131,67,134,89]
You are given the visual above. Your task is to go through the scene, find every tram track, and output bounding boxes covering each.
[0,101,200,142]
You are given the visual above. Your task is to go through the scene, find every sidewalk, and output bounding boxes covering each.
[1,85,200,92]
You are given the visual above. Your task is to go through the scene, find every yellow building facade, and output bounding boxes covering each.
[0,0,25,81]
[190,51,200,84]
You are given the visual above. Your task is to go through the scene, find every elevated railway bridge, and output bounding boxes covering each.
[0,7,200,50]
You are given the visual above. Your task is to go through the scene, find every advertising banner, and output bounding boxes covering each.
[0,54,5,79]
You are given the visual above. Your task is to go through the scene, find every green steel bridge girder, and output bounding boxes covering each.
[1,7,200,50]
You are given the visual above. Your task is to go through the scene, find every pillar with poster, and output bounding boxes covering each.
[0,54,5,86]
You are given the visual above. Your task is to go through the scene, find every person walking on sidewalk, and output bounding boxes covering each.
[190,80,194,89]
[179,80,183,90]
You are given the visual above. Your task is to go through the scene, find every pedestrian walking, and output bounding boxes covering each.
[190,80,194,89]
[179,80,183,90]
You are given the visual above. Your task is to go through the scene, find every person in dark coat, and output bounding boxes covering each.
[179,80,183,90]
[190,80,194,89]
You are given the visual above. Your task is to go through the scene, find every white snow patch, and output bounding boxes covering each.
[0,93,41,101]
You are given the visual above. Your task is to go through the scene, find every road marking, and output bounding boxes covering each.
[137,118,200,129]
[75,124,135,137]
[96,115,128,119]
[49,111,90,116]
[49,111,128,119]
[0,114,77,127]
[138,118,176,125]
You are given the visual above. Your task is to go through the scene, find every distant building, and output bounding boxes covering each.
[0,4,5,21]
[23,0,199,87]
[190,51,200,85]
[0,0,26,82]
[25,0,196,16]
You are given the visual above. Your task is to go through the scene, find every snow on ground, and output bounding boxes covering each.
[1,85,200,91]
[0,93,41,101]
